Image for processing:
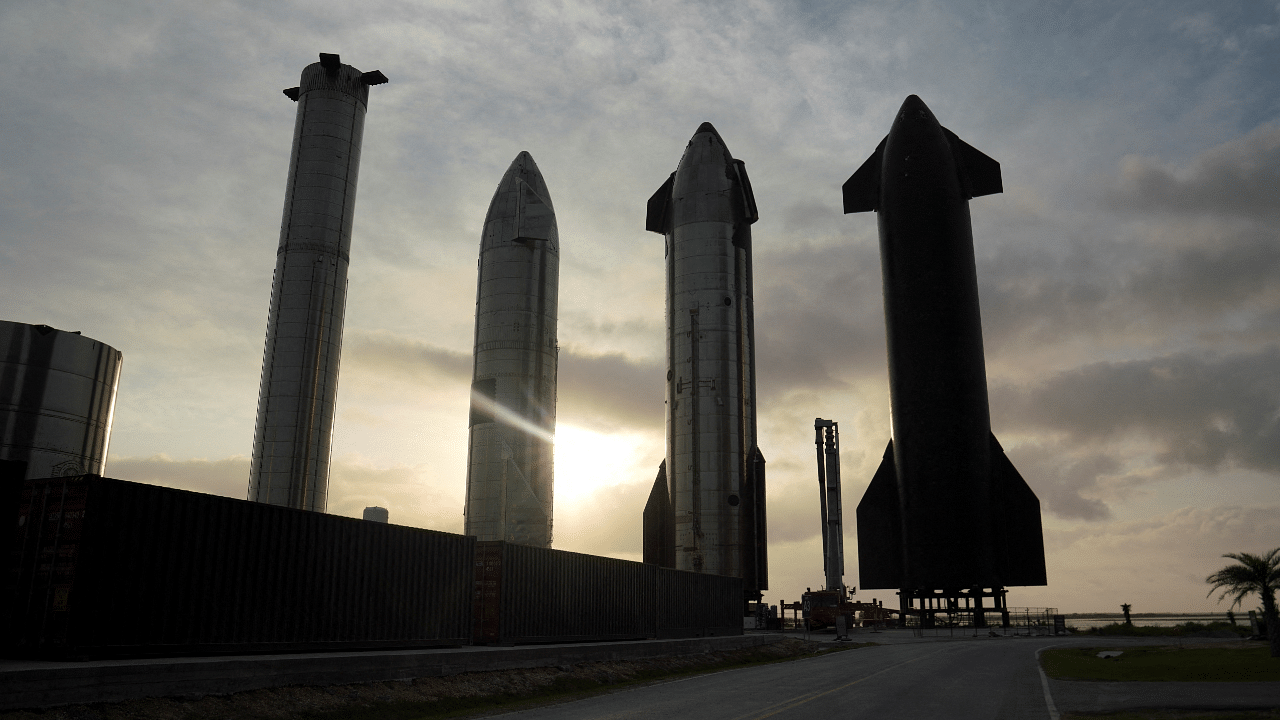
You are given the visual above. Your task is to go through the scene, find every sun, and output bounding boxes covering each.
[552,425,652,504]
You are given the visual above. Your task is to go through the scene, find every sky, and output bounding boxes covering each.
[2,0,1278,615]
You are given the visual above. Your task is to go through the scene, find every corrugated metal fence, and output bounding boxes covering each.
[7,476,475,657]
[473,541,743,644]
[4,476,743,658]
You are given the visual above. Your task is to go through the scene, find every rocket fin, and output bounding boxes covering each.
[856,440,903,589]
[730,159,759,224]
[513,179,555,243]
[842,136,886,214]
[646,173,675,233]
[643,461,676,567]
[989,434,1047,586]
[943,127,1003,199]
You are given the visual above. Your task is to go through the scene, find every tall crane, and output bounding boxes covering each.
[815,418,845,595]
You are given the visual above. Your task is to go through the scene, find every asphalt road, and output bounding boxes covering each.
[494,633,1278,720]
[498,634,1058,720]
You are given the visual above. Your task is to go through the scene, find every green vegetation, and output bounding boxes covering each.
[1084,622,1251,638]
[1205,547,1280,658]
[1041,645,1280,682]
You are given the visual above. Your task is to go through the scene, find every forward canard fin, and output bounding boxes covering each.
[646,173,675,233]
[842,136,887,214]
[943,127,1003,199]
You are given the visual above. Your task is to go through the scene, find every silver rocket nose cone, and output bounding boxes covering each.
[512,150,535,169]
[482,151,558,251]
[506,151,542,182]
[490,151,553,217]
[690,121,727,147]
[681,122,732,172]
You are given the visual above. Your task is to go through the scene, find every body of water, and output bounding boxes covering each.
[1066,613,1243,628]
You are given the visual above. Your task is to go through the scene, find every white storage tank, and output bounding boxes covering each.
[0,321,123,479]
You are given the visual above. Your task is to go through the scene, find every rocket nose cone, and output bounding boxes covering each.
[505,151,546,187]
[510,150,538,173]
[678,121,734,179]
[485,150,555,225]
[897,95,936,124]
[690,122,728,148]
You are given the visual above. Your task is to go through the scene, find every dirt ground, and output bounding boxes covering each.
[3,638,852,720]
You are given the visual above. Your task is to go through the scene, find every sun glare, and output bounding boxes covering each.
[553,425,651,504]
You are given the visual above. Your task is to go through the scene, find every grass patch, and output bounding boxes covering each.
[1085,623,1251,638]
[1041,646,1280,682]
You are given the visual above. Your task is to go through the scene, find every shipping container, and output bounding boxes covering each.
[5,476,474,658]
[472,541,743,644]
[655,565,744,638]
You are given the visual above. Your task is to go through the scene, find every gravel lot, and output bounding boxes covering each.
[1,638,851,720]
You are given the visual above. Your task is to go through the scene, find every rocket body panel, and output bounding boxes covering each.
[649,124,764,592]
[0,322,123,481]
[848,95,1044,590]
[465,152,558,548]
[249,57,384,512]
[879,98,995,588]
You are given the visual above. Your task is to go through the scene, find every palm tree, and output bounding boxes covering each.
[1205,548,1280,658]
[1121,603,1132,625]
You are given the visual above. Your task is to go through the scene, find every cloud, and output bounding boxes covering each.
[107,453,465,533]
[995,346,1280,476]
[106,455,250,499]
[341,329,665,430]
[977,125,1280,364]
[763,478,827,544]
[1016,504,1280,613]
[1002,443,1117,521]
[557,349,664,430]
[344,330,472,384]
[1108,123,1280,220]
[753,239,887,399]
[554,478,650,559]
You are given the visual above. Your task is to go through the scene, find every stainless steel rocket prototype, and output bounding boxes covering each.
[0,321,123,480]
[646,123,767,599]
[845,95,1046,592]
[247,54,387,512]
[464,151,558,547]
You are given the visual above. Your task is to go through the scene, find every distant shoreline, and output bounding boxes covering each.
[1065,613,1232,617]
[1063,612,1239,628]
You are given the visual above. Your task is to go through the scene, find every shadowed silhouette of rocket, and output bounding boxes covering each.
[845,95,1046,592]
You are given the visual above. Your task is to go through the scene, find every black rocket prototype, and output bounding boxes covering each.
[845,95,1046,593]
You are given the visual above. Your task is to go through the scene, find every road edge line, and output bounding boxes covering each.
[1035,645,1061,720]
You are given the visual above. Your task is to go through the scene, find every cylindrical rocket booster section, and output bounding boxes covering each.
[464,151,559,547]
[651,123,759,578]
[248,54,387,512]
[0,321,122,480]
[878,96,995,587]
